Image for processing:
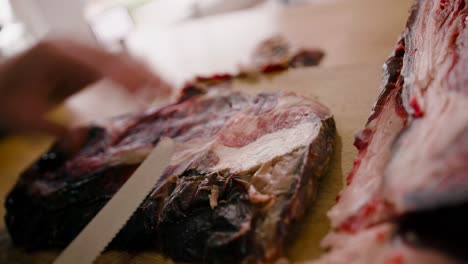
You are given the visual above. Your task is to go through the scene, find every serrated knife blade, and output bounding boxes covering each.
[53,137,175,264]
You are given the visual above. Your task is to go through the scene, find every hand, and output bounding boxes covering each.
[0,38,171,137]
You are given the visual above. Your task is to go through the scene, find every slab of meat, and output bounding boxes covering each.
[5,86,335,263]
[384,0,468,216]
[315,0,468,263]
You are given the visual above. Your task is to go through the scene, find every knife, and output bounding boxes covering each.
[53,137,175,264]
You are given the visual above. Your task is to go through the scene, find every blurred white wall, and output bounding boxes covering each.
[0,0,13,23]
[10,0,96,44]
[0,0,30,56]
[127,0,280,86]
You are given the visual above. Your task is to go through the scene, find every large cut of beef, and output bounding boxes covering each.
[313,0,468,263]
[5,85,335,263]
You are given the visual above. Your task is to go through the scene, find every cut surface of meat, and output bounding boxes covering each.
[326,40,407,233]
[5,86,335,263]
[383,0,468,214]
[317,0,468,263]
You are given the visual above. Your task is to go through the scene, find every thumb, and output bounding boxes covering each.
[23,118,68,138]
[29,119,88,155]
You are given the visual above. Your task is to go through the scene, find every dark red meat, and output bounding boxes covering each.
[315,0,468,263]
[5,86,335,263]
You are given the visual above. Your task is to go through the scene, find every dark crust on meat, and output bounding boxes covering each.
[366,38,406,127]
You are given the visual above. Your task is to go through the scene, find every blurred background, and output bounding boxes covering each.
[0,0,312,82]
[0,0,411,127]
[0,0,323,122]
[0,0,409,122]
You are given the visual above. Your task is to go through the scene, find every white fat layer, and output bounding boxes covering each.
[112,121,320,173]
[278,94,330,118]
[210,122,319,173]
[277,95,310,108]
[384,91,468,212]
[105,91,328,176]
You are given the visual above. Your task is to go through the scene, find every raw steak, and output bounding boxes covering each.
[315,0,468,263]
[5,85,335,263]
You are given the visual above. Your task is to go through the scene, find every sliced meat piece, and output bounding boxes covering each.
[249,35,324,69]
[5,87,335,263]
[320,0,468,263]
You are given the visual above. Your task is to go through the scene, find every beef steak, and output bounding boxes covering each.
[314,0,468,263]
[5,86,335,263]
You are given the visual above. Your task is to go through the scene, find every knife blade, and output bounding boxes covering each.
[53,137,175,264]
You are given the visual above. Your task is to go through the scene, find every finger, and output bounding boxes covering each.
[47,61,100,104]
[2,112,87,155]
[58,127,89,155]
[26,118,89,155]
[3,40,102,103]
[42,38,172,94]
[20,118,68,138]
[94,53,173,96]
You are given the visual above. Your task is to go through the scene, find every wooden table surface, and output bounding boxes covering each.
[0,0,411,263]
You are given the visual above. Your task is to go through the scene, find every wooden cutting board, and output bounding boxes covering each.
[0,0,411,263]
